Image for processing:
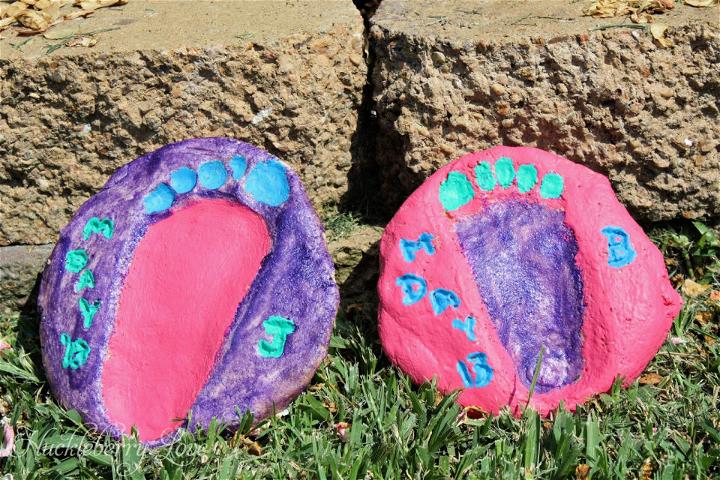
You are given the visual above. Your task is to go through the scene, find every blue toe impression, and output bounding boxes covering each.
[198,160,228,190]
[169,167,197,194]
[229,155,248,180]
[144,183,175,214]
[246,159,290,207]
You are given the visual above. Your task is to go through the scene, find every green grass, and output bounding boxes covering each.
[0,221,718,479]
[321,207,362,242]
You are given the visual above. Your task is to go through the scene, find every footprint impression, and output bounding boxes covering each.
[378,146,682,415]
[38,138,338,445]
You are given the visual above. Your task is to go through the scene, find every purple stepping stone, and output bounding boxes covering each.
[38,138,338,446]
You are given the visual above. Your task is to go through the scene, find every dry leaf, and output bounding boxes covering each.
[584,0,675,17]
[0,17,17,30]
[650,23,674,47]
[78,0,126,10]
[576,464,590,480]
[682,278,711,297]
[66,34,96,47]
[710,290,720,303]
[239,435,262,456]
[685,0,717,6]
[2,2,29,18]
[2,0,124,36]
[34,0,54,9]
[639,372,663,385]
[641,458,654,480]
[64,8,95,20]
[695,311,713,324]
[17,9,50,31]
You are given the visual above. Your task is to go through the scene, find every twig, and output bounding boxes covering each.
[45,26,119,54]
[591,23,648,31]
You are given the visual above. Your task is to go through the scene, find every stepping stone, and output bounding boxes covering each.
[378,146,682,416]
[38,138,338,445]
[0,0,365,246]
[369,0,719,222]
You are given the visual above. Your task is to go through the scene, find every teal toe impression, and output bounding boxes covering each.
[169,167,197,194]
[516,164,538,193]
[540,172,564,199]
[494,157,515,189]
[246,159,290,207]
[475,161,496,191]
[198,160,228,190]
[439,172,474,211]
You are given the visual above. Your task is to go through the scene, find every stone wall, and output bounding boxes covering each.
[1,0,718,310]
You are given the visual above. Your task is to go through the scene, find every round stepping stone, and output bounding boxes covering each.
[378,146,682,416]
[38,138,338,445]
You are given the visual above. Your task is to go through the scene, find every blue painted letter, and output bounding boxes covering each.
[452,316,477,341]
[396,274,428,306]
[400,232,436,262]
[430,288,460,315]
[601,226,637,268]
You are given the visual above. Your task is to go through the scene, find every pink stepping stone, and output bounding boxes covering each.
[378,146,682,415]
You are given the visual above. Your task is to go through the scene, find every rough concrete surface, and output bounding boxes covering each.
[0,0,366,245]
[370,0,720,221]
[0,244,52,314]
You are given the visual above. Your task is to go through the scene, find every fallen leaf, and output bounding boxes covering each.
[641,458,654,480]
[695,311,712,324]
[710,290,720,303]
[576,464,590,480]
[64,8,95,20]
[639,372,663,385]
[33,0,54,10]
[78,0,127,10]
[584,0,675,17]
[17,9,50,31]
[650,23,674,47]
[239,435,262,456]
[2,1,29,18]
[0,17,16,31]
[682,278,711,297]
[66,34,96,47]
[685,0,717,6]
[323,401,337,414]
